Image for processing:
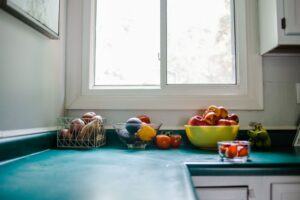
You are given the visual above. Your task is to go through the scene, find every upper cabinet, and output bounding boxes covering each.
[283,0,300,35]
[259,0,300,54]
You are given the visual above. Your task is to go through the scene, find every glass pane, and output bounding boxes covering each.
[167,0,236,84]
[95,0,160,86]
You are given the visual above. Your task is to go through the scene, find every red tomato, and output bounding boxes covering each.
[170,135,182,148]
[220,144,230,154]
[226,145,238,158]
[238,147,248,157]
[156,135,171,149]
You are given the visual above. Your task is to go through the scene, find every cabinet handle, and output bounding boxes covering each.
[281,18,286,29]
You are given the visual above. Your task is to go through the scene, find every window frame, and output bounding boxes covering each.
[66,0,263,110]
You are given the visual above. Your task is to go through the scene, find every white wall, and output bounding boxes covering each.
[68,56,300,130]
[1,0,297,131]
[0,1,66,131]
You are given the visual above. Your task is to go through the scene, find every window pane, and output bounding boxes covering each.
[95,0,160,86]
[167,0,236,84]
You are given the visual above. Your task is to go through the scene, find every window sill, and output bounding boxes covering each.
[66,91,263,110]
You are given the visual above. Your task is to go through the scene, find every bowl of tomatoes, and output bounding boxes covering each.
[113,115,162,149]
[218,141,250,162]
[185,105,240,149]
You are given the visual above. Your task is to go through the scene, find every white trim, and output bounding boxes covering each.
[0,127,58,138]
[66,0,263,110]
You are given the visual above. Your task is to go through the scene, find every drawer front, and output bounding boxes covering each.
[195,187,248,200]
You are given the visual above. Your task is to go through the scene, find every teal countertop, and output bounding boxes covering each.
[1,147,300,200]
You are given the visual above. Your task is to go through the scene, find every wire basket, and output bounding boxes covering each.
[57,117,106,148]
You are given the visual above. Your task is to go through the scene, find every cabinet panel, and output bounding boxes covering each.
[283,0,300,35]
[192,176,264,200]
[196,187,248,200]
[272,183,300,200]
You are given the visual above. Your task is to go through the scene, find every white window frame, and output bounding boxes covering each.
[66,0,263,110]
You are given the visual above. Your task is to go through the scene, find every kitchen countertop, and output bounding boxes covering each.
[1,147,300,200]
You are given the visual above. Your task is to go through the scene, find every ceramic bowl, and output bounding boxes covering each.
[185,125,239,149]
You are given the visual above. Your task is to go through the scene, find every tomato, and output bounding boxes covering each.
[225,145,238,158]
[238,147,248,157]
[220,144,230,154]
[170,135,182,148]
[156,135,171,149]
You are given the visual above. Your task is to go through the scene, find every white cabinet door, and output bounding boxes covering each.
[272,183,300,200]
[196,187,248,200]
[283,0,300,35]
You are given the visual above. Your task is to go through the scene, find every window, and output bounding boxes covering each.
[95,0,160,87]
[167,0,235,85]
[94,0,235,88]
[66,0,263,110]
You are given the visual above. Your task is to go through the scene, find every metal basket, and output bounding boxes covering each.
[57,117,106,149]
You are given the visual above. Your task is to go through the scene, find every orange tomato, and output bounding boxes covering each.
[238,147,248,157]
[156,135,171,149]
[170,135,182,148]
[226,145,238,158]
[220,144,230,154]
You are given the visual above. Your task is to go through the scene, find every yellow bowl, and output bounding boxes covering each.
[185,125,239,149]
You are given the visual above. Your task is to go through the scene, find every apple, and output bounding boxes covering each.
[201,109,210,118]
[218,106,229,118]
[217,119,232,126]
[59,129,72,140]
[91,115,103,123]
[203,112,218,125]
[207,105,221,118]
[227,114,239,124]
[188,115,203,126]
[82,112,97,124]
[228,120,238,125]
[198,120,210,126]
[70,118,85,134]
[137,115,151,124]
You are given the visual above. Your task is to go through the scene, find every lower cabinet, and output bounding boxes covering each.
[271,183,300,200]
[192,176,300,200]
[195,187,248,200]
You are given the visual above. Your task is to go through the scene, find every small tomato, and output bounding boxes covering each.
[238,147,248,157]
[225,145,238,158]
[170,135,182,148]
[156,135,171,149]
